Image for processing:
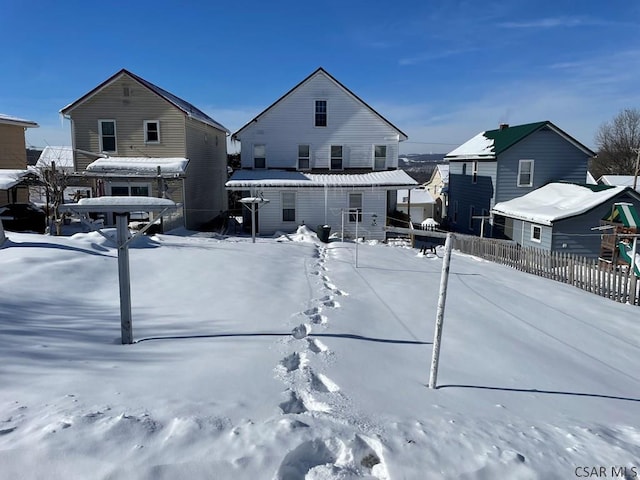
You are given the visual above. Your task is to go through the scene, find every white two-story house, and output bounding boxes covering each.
[226,67,417,241]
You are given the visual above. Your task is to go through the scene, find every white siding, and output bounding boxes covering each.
[254,186,389,241]
[237,73,401,170]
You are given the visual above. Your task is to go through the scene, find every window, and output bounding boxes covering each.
[298,145,310,170]
[531,225,542,243]
[99,120,116,152]
[330,145,343,170]
[315,100,327,127]
[109,183,150,196]
[374,145,387,170]
[144,120,160,143]
[349,193,362,222]
[469,205,475,230]
[253,144,266,169]
[518,159,534,187]
[472,161,478,183]
[462,163,467,175]
[282,192,296,222]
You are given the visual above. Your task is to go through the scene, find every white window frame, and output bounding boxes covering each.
[348,192,362,223]
[315,100,327,127]
[330,145,343,170]
[374,145,387,170]
[531,224,542,243]
[99,119,117,153]
[253,144,266,169]
[282,192,296,222]
[518,159,534,187]
[144,120,160,144]
[298,145,310,170]
[472,160,478,184]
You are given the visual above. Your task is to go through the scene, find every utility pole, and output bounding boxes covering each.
[633,147,640,191]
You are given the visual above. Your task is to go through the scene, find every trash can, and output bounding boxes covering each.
[317,225,331,243]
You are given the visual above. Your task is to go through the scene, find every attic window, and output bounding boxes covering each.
[123,87,130,97]
[315,100,327,127]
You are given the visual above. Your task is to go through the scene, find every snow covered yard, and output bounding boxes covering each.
[1,227,639,479]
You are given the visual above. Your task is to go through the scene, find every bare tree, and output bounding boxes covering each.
[590,108,640,179]
[38,161,69,235]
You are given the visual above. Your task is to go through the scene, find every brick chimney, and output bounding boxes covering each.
[499,123,509,130]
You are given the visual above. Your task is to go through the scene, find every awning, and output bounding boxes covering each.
[85,157,189,177]
[226,169,418,189]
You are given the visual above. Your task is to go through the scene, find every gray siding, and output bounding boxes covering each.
[518,221,552,250]
[447,160,496,235]
[551,193,640,258]
[495,128,591,203]
[184,118,228,228]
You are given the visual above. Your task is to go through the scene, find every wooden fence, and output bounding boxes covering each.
[453,235,640,306]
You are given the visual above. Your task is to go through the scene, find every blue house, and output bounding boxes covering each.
[492,183,640,258]
[444,121,596,237]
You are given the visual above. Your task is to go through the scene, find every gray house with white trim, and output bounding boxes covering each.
[445,121,595,237]
[226,67,417,240]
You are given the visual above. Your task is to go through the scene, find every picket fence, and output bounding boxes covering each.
[453,235,640,306]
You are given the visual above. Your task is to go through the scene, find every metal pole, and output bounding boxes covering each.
[116,213,133,344]
[251,204,256,244]
[429,232,454,389]
[355,210,359,268]
[341,209,344,242]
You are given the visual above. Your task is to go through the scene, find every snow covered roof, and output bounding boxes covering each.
[60,196,178,214]
[232,67,407,141]
[226,169,418,189]
[446,121,595,160]
[436,164,449,180]
[36,146,74,171]
[0,169,32,190]
[396,188,435,204]
[492,183,633,226]
[599,175,639,189]
[86,157,189,176]
[60,69,229,133]
[0,113,38,128]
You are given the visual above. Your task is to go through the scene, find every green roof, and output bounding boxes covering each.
[446,120,596,159]
[483,121,548,155]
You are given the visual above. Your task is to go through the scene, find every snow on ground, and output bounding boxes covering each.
[1,226,640,479]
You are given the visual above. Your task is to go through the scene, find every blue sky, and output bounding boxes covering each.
[2,0,639,154]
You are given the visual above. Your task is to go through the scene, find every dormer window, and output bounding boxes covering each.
[315,100,327,127]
